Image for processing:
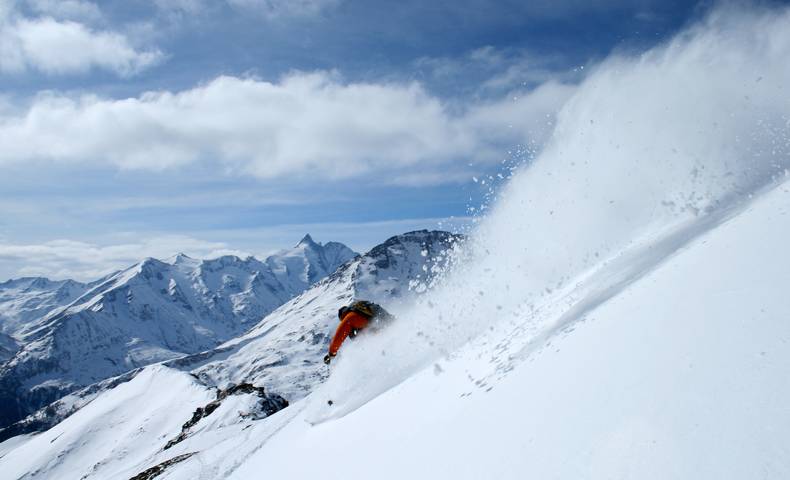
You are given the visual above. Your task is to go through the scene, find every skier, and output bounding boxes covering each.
[323,300,393,364]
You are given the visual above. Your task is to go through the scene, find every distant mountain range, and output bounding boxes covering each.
[0,230,462,439]
[0,277,98,339]
[0,235,356,429]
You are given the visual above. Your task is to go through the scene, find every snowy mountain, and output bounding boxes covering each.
[0,236,356,431]
[0,333,18,364]
[0,229,463,478]
[0,277,95,339]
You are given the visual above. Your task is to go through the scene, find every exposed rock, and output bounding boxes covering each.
[163,382,288,450]
[128,452,196,480]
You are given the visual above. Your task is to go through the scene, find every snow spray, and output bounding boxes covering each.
[306,3,790,423]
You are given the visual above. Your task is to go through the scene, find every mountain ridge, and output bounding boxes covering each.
[0,230,462,442]
[0,235,357,430]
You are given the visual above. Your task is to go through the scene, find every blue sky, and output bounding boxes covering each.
[0,0,714,280]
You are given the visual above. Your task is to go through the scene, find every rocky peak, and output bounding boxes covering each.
[296,234,318,248]
[171,253,195,265]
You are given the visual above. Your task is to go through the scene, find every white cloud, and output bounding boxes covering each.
[0,2,162,76]
[0,236,251,281]
[415,46,575,93]
[0,71,575,184]
[226,0,340,18]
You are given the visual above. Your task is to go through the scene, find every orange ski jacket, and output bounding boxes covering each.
[328,310,370,356]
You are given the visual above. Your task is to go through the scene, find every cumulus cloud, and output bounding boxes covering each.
[0,71,574,184]
[414,46,577,95]
[0,1,162,76]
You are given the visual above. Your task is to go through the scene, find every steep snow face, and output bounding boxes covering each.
[0,238,355,431]
[227,183,790,480]
[0,277,92,339]
[309,4,790,411]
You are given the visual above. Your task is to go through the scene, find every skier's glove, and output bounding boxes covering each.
[323,354,335,365]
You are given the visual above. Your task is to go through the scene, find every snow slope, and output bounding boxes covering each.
[0,366,216,480]
[228,182,790,480]
[0,236,355,431]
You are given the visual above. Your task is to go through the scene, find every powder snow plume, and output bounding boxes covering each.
[307,3,790,420]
